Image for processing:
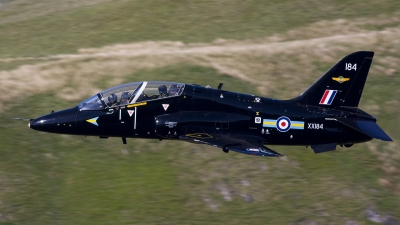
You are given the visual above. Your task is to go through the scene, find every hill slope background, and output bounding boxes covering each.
[0,0,399,224]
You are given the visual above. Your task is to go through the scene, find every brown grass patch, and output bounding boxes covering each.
[1,14,400,111]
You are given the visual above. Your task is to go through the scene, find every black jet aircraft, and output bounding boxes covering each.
[28,51,392,156]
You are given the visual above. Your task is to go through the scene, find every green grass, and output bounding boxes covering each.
[1,64,399,224]
[0,0,399,57]
[0,65,264,224]
[1,0,400,224]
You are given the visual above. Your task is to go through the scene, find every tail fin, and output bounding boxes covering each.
[290,51,374,108]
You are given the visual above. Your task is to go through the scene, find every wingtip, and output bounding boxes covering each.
[380,137,393,142]
[261,149,283,157]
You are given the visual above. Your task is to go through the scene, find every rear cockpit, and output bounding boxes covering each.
[78,81,185,110]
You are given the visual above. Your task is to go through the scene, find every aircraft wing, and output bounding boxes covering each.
[179,126,282,157]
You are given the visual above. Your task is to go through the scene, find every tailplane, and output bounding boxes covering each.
[336,118,392,141]
[290,51,374,108]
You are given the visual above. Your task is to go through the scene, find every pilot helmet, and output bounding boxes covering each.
[169,84,178,96]
[158,85,168,97]
[108,93,117,105]
[121,92,130,103]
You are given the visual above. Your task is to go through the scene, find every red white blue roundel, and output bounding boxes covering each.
[276,116,291,132]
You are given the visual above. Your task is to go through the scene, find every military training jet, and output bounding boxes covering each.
[28,51,392,156]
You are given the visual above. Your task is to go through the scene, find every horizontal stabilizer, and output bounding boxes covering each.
[336,118,392,141]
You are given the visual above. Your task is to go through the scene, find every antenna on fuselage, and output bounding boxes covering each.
[217,83,223,90]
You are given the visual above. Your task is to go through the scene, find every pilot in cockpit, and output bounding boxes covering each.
[108,93,118,107]
[169,84,178,96]
[120,92,130,105]
[158,85,168,98]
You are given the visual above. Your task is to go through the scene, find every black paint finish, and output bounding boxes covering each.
[30,52,392,157]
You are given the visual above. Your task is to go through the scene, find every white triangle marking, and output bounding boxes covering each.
[162,104,169,111]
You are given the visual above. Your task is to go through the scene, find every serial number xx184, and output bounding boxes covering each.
[308,123,323,129]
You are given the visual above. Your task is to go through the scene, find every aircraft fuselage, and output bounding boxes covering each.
[30,84,372,146]
[29,52,392,157]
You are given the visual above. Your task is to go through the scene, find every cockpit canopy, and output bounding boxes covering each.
[78,81,185,110]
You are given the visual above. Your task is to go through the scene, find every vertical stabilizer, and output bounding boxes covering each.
[290,51,374,108]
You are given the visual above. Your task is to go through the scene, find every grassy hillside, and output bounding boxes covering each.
[0,0,399,58]
[0,0,399,224]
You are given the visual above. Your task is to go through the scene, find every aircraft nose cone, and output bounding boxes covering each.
[30,107,77,134]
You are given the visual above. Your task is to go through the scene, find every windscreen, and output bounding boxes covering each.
[78,82,142,110]
[78,81,185,110]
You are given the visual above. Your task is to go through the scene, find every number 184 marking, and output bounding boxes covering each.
[345,63,357,71]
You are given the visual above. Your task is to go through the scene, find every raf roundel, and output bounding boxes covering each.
[276,116,291,132]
